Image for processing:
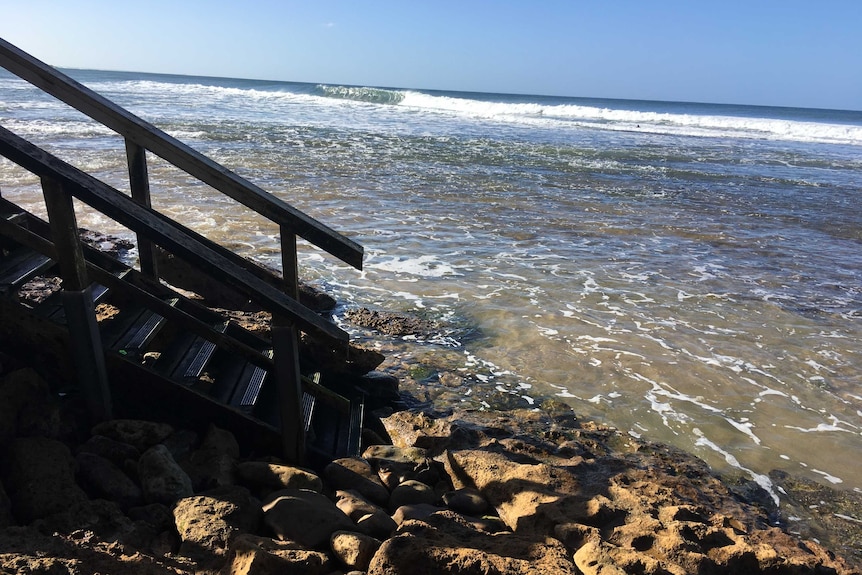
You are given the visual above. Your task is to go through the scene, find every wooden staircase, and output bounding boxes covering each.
[0,38,367,465]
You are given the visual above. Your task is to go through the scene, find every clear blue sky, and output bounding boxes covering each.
[1,0,860,110]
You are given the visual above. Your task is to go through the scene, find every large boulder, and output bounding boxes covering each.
[443,448,580,536]
[236,461,323,495]
[1,437,88,524]
[138,444,193,505]
[0,368,60,443]
[262,489,355,548]
[77,434,141,467]
[180,424,239,491]
[330,530,381,571]
[367,511,577,575]
[173,485,261,563]
[91,419,174,452]
[75,451,143,510]
[323,458,390,506]
[221,533,334,575]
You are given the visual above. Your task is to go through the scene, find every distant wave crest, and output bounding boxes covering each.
[398,92,862,146]
[316,84,405,105]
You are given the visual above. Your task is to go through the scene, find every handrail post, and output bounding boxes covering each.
[41,176,112,421]
[272,228,304,462]
[125,140,158,278]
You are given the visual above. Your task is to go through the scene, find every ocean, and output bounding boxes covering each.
[1,68,861,504]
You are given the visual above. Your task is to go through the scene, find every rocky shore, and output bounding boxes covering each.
[1,238,860,574]
[1,358,859,575]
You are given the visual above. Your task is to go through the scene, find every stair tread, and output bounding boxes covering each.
[101,298,178,355]
[153,320,230,382]
[0,247,54,295]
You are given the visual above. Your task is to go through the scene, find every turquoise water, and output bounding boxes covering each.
[1,68,861,503]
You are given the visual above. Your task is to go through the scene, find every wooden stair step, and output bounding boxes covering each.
[100,298,178,356]
[152,320,230,382]
[230,350,274,410]
[0,246,54,297]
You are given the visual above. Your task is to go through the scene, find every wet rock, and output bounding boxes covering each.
[344,308,437,338]
[77,434,141,467]
[91,419,174,452]
[323,457,390,506]
[222,533,334,575]
[331,530,381,571]
[1,436,87,523]
[173,485,261,562]
[262,489,355,548]
[138,444,193,505]
[236,461,323,495]
[303,336,386,375]
[75,451,143,510]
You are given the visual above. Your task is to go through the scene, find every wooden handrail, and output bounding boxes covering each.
[0,125,348,343]
[0,209,276,372]
[0,37,363,270]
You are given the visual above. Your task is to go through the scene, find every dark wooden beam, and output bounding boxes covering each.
[0,38,363,270]
[0,125,348,343]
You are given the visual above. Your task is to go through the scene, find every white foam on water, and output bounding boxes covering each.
[693,428,780,506]
[366,254,460,278]
[812,470,844,485]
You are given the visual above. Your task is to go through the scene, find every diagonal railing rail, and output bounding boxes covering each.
[0,38,365,463]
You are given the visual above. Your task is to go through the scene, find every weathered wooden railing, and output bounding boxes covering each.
[0,38,364,463]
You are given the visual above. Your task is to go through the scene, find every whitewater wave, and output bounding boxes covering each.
[46,74,862,146]
[397,92,862,146]
[315,84,405,105]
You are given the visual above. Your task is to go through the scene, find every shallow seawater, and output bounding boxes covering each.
[1,68,861,504]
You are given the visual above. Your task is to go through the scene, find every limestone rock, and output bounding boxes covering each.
[75,451,143,509]
[1,436,88,523]
[331,530,381,571]
[391,503,446,526]
[444,448,580,536]
[388,480,437,512]
[237,461,323,495]
[368,511,576,575]
[262,489,355,548]
[363,444,442,490]
[77,434,141,467]
[0,368,59,443]
[442,487,488,516]
[91,419,174,452]
[138,444,193,505]
[222,533,334,575]
[334,490,397,538]
[323,457,390,506]
[173,485,261,562]
[182,425,239,491]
